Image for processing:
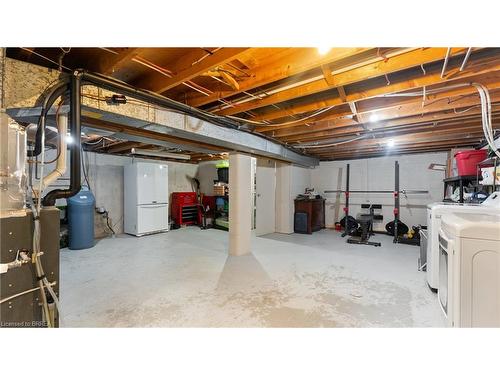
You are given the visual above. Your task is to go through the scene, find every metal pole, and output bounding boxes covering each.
[342,163,350,237]
[324,189,428,194]
[394,160,400,243]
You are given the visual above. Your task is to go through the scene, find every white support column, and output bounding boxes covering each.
[229,152,253,256]
[275,161,293,234]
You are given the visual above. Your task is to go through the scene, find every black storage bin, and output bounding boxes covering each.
[294,212,308,234]
[217,167,229,183]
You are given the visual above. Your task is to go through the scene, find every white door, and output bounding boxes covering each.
[137,204,169,234]
[137,163,168,205]
[255,158,276,236]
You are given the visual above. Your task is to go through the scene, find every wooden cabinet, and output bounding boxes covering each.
[294,198,325,234]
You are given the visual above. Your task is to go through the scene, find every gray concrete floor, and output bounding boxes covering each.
[60,228,445,327]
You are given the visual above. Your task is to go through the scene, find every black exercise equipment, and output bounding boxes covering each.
[385,220,409,237]
[326,160,429,247]
[339,215,359,236]
[347,204,382,247]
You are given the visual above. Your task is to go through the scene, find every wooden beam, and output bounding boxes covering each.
[285,115,496,144]
[253,54,500,125]
[316,141,481,160]
[337,86,347,103]
[255,70,500,133]
[100,48,140,75]
[139,48,250,93]
[216,47,470,116]
[317,138,481,155]
[272,104,494,140]
[321,64,336,86]
[188,47,376,107]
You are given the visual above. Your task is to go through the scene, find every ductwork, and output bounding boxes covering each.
[32,113,68,198]
[9,70,318,167]
[42,73,82,206]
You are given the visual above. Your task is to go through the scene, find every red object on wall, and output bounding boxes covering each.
[171,192,201,226]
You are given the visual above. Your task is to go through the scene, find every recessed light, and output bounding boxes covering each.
[317,46,331,56]
[369,113,379,123]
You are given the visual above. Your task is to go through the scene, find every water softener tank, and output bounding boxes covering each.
[68,187,95,250]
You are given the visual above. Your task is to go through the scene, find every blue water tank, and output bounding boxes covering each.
[67,187,95,250]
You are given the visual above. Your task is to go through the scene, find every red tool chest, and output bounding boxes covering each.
[171,192,201,226]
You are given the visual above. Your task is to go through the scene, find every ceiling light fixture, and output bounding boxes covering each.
[317,46,331,56]
[387,139,395,148]
[369,113,379,123]
[130,148,191,160]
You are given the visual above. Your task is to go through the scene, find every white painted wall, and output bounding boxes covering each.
[34,150,198,235]
[255,157,276,236]
[275,163,312,234]
[311,152,448,230]
[197,160,219,196]
[291,165,312,199]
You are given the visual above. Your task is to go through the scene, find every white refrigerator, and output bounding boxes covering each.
[124,162,169,236]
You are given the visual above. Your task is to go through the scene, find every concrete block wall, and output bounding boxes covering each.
[0,48,5,108]
[83,153,198,235]
[310,152,448,230]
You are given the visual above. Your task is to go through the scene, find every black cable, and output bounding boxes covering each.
[43,101,64,164]
[80,147,91,191]
[105,213,116,235]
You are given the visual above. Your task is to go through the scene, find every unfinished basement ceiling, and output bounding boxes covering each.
[7,47,500,160]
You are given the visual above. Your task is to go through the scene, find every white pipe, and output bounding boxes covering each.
[0,282,56,305]
[459,47,473,71]
[440,48,452,78]
[33,113,68,197]
[131,148,191,160]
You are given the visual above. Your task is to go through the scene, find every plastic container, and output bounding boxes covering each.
[67,187,95,250]
[0,112,27,217]
[217,167,229,183]
[454,149,487,176]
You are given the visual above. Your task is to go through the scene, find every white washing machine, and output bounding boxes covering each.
[439,212,500,327]
[426,192,500,291]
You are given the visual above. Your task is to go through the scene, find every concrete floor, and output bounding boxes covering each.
[60,228,445,327]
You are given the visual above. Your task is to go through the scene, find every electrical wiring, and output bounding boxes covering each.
[473,83,500,159]
[24,79,68,327]
[379,83,479,98]
[0,282,56,305]
[33,109,52,327]
[227,106,336,127]
[20,47,72,72]
[43,101,64,164]
[80,148,92,190]
[453,103,500,114]
[292,135,367,149]
[83,137,104,146]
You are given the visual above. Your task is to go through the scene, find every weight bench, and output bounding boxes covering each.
[347,204,382,247]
